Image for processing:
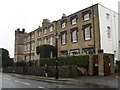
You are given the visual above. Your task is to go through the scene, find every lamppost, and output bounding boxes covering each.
[55,35,59,79]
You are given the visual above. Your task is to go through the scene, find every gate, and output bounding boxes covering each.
[93,55,98,75]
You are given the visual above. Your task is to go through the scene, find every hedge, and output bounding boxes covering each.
[39,55,89,68]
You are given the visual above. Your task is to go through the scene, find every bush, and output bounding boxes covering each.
[39,55,89,68]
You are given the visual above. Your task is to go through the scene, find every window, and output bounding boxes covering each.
[70,49,79,56]
[31,42,35,50]
[44,38,47,44]
[61,33,66,44]
[32,33,34,39]
[107,26,111,38]
[49,26,53,32]
[24,45,27,51]
[106,13,110,20]
[84,26,91,40]
[28,36,30,41]
[71,18,77,25]
[50,37,53,45]
[62,22,66,28]
[38,31,41,36]
[28,43,30,51]
[83,13,90,21]
[37,39,41,46]
[71,30,77,42]
[50,51,53,58]
[43,29,47,34]
[60,51,68,56]
[82,48,93,54]
[31,54,34,60]
[119,41,120,49]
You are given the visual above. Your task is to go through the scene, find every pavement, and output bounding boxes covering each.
[10,73,119,88]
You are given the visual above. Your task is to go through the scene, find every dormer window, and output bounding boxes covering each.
[62,22,66,28]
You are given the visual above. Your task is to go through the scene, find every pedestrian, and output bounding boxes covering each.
[44,64,48,77]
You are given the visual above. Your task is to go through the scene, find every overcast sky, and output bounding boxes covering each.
[0,0,119,58]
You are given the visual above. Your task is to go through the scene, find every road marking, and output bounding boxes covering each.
[14,80,31,85]
[38,86,44,88]
[14,80,21,83]
[4,78,11,80]
[22,82,31,85]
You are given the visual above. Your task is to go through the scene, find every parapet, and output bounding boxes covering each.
[15,28,26,34]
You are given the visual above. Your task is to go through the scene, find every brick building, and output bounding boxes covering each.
[14,4,120,62]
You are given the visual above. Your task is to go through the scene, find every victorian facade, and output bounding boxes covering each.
[14,4,120,62]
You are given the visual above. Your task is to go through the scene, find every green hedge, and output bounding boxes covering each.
[39,55,89,68]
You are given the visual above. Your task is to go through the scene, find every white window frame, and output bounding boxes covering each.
[31,54,34,60]
[28,43,30,51]
[50,37,53,45]
[62,22,66,28]
[49,26,53,32]
[50,51,53,58]
[32,33,34,39]
[61,33,66,44]
[31,42,35,51]
[28,36,30,41]
[44,38,47,44]
[72,18,77,25]
[72,30,77,42]
[43,29,47,34]
[38,31,41,36]
[118,41,120,49]
[70,50,79,56]
[84,13,90,21]
[38,39,41,46]
[25,45,27,51]
[84,26,91,40]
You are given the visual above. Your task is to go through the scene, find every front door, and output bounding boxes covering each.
[104,55,111,76]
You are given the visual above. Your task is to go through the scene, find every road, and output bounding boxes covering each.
[2,73,83,89]
[1,73,112,89]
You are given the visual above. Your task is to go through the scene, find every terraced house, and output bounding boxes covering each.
[14,4,120,63]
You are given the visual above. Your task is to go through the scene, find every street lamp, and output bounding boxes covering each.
[55,35,59,79]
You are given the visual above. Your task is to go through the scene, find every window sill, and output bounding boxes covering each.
[71,41,78,44]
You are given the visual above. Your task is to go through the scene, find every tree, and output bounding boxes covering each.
[1,48,13,67]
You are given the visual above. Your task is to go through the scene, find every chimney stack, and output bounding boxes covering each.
[42,19,50,26]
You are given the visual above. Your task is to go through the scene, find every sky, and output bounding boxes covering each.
[0,0,119,58]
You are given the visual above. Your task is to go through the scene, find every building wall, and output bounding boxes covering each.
[23,21,57,62]
[118,2,120,60]
[98,4,119,60]
[57,4,100,56]
[14,29,27,62]
[14,4,119,62]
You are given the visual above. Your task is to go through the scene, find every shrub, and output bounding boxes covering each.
[39,55,89,68]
